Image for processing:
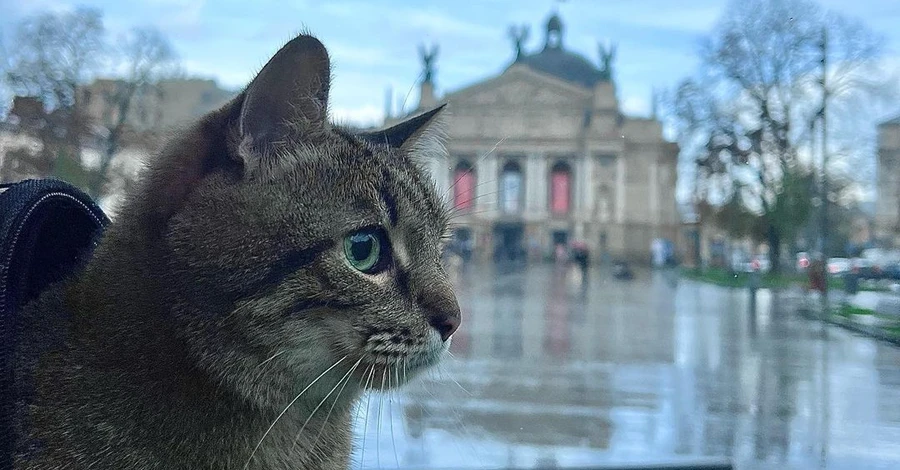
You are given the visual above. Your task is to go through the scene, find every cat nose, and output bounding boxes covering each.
[429,312,460,342]
[421,287,461,342]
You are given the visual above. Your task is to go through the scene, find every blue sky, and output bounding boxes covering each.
[3,0,899,128]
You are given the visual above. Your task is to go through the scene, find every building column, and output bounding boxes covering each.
[477,153,499,217]
[530,152,548,217]
[581,152,595,220]
[616,155,626,224]
[649,161,659,238]
[525,152,542,216]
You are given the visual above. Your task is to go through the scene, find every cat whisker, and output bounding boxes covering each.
[441,136,508,202]
[482,136,508,160]
[400,70,426,115]
[376,368,387,468]
[451,183,503,205]
[389,364,400,469]
[311,358,362,451]
[403,358,409,388]
[440,178,499,210]
[407,359,459,461]
[451,191,502,211]
[243,355,348,470]
[445,192,504,218]
[449,177,499,199]
[359,363,377,470]
[353,363,370,424]
[446,208,496,221]
[429,363,485,462]
[291,356,364,452]
[439,358,471,396]
[256,349,286,368]
[351,363,371,469]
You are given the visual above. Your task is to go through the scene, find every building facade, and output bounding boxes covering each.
[877,116,900,246]
[389,14,679,262]
[79,78,236,133]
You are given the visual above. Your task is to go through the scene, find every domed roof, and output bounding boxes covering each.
[517,47,603,88]
[509,12,604,88]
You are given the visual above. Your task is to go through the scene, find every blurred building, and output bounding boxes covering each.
[79,78,236,133]
[876,116,900,246]
[3,79,235,212]
[388,13,679,263]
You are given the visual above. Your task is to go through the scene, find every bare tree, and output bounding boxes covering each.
[5,7,106,176]
[0,31,11,118]
[668,0,888,272]
[89,27,178,197]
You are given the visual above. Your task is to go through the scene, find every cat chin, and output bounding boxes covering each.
[354,332,448,390]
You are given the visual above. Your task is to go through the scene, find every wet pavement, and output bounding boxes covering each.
[351,264,900,469]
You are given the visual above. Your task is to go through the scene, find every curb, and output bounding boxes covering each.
[796,306,900,347]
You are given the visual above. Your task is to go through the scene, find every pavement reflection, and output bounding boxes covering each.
[351,264,900,469]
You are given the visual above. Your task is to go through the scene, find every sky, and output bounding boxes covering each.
[2,0,900,202]
[3,0,899,127]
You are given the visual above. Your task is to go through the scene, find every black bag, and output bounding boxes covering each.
[0,178,109,467]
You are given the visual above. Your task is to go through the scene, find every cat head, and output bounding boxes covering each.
[130,35,460,407]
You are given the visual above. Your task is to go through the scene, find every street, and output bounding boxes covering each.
[351,264,900,469]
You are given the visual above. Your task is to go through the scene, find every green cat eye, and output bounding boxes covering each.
[343,228,388,273]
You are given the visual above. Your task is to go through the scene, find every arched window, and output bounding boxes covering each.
[550,161,571,216]
[452,160,476,211]
[500,160,523,214]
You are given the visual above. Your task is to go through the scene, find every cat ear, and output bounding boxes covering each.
[359,104,446,154]
[135,36,330,225]
[239,34,331,158]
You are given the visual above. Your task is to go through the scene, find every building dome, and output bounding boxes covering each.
[507,12,603,88]
[518,47,603,88]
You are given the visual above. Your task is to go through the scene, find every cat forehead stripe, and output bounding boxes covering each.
[380,161,446,230]
[379,184,399,227]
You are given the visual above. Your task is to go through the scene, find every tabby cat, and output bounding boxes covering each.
[12,34,461,469]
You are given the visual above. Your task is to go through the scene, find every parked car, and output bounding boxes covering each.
[883,262,900,281]
[735,253,770,273]
[858,248,900,279]
[827,258,851,276]
[851,257,878,279]
[730,250,749,273]
[753,254,771,273]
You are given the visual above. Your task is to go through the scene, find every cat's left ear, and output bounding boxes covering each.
[239,34,331,160]
[358,104,446,154]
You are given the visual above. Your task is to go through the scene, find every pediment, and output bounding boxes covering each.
[444,66,589,109]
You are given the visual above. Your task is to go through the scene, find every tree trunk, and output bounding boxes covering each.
[767,223,782,274]
[90,83,137,198]
[89,130,120,198]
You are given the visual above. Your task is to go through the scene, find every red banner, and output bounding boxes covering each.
[453,169,475,210]
[551,171,570,215]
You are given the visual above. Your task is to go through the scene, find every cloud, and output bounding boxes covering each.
[321,2,495,39]
[390,9,495,39]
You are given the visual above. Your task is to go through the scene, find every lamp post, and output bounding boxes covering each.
[818,27,830,317]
